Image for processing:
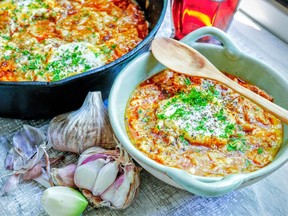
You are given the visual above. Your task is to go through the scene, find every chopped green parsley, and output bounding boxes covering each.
[257,148,263,154]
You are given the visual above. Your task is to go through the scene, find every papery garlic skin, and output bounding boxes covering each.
[100,164,140,209]
[42,186,88,216]
[74,146,141,209]
[47,91,116,154]
[50,164,77,188]
[5,124,48,171]
[2,125,51,194]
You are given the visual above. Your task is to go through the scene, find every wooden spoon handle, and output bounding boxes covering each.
[216,73,288,124]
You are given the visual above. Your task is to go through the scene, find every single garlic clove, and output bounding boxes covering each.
[92,161,119,196]
[51,164,77,188]
[42,186,88,216]
[2,174,20,194]
[100,164,138,209]
[22,162,42,180]
[100,174,127,209]
[5,149,15,170]
[74,158,106,191]
[120,165,141,209]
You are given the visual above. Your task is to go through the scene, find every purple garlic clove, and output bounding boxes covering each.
[5,124,48,172]
[22,162,43,180]
[12,125,46,159]
[75,146,141,209]
[77,147,118,166]
[5,149,15,170]
[80,154,108,166]
[2,124,52,193]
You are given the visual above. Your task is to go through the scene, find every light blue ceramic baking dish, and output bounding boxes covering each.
[108,27,288,197]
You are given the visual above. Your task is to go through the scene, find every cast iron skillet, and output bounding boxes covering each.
[0,0,168,119]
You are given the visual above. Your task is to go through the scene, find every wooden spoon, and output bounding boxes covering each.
[151,37,288,123]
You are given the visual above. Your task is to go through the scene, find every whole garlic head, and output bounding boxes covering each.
[74,146,141,209]
[47,91,116,154]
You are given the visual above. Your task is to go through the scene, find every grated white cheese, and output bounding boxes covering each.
[158,100,234,138]
[48,42,107,77]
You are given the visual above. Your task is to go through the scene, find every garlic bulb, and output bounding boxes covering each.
[74,146,141,209]
[47,91,116,154]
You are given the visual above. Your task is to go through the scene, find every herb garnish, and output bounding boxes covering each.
[179,134,190,145]
[178,88,214,108]
[1,35,11,40]
[44,47,93,81]
[227,135,246,151]
[184,77,191,86]
[156,87,236,140]
[214,108,226,121]
[257,148,263,154]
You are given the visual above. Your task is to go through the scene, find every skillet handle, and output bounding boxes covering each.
[163,167,245,197]
[180,26,242,59]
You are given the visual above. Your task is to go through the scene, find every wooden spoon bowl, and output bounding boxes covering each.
[151,37,288,124]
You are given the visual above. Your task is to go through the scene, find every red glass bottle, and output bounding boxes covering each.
[172,0,240,40]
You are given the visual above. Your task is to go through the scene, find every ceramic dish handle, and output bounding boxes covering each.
[164,167,245,197]
[180,26,241,58]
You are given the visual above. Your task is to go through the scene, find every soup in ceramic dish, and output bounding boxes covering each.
[0,0,148,81]
[125,69,283,177]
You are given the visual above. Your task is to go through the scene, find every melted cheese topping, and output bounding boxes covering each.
[125,69,283,177]
[0,0,148,81]
[156,90,236,148]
